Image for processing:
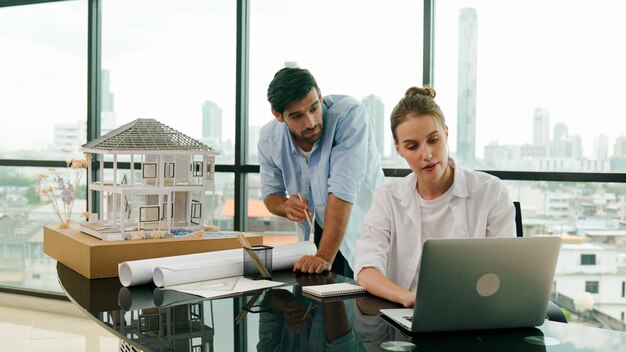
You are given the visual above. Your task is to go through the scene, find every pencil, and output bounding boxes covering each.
[296,302,314,334]
[235,289,264,324]
[297,193,315,232]
[235,232,271,278]
[302,302,313,321]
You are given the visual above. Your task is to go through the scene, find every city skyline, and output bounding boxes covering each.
[16,76,626,172]
[2,2,626,164]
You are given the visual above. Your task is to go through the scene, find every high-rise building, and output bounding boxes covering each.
[362,94,385,157]
[550,122,568,157]
[550,122,583,158]
[533,108,550,155]
[614,135,626,158]
[101,69,114,113]
[202,100,222,147]
[456,7,478,164]
[53,122,85,151]
[593,134,608,160]
[570,135,583,159]
[101,69,117,135]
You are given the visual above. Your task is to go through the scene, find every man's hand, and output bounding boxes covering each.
[293,255,332,274]
[284,195,312,223]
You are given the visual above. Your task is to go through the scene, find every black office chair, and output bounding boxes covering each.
[513,201,568,323]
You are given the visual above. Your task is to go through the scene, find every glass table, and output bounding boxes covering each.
[57,262,626,352]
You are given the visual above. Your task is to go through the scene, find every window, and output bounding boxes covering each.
[161,202,173,220]
[192,161,203,177]
[140,206,160,222]
[585,281,600,294]
[581,254,597,266]
[164,162,175,179]
[206,173,232,230]
[101,0,236,164]
[191,202,202,218]
[0,1,87,162]
[0,164,85,293]
[622,281,625,298]
[143,163,157,179]
[0,2,624,334]
[248,0,423,165]
[434,1,626,172]
[246,174,297,237]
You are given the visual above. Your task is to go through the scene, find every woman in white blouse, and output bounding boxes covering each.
[355,86,516,307]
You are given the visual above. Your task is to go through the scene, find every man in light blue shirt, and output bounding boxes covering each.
[258,67,384,278]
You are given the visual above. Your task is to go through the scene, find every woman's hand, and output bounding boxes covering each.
[397,289,416,308]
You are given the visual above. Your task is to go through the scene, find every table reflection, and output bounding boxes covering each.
[57,263,626,352]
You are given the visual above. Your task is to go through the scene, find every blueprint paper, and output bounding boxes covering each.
[163,276,284,299]
[118,248,241,287]
[118,241,316,287]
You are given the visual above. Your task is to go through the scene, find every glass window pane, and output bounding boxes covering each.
[504,179,625,326]
[0,1,87,161]
[246,174,298,244]
[249,0,424,166]
[101,0,236,164]
[0,165,88,293]
[434,1,626,172]
[209,173,234,231]
[581,254,596,266]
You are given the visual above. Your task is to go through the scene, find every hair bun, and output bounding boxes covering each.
[405,86,436,99]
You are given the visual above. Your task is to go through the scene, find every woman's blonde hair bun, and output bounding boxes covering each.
[405,86,436,98]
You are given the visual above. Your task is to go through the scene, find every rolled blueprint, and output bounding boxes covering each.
[118,248,240,287]
[119,241,317,287]
[153,256,242,287]
[153,241,317,287]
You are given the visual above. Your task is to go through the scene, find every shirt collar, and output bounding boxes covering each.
[392,158,468,206]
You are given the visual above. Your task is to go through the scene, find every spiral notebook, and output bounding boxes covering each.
[302,282,366,301]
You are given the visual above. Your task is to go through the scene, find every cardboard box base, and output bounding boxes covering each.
[44,225,263,279]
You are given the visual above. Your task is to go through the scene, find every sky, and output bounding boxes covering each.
[1,0,625,160]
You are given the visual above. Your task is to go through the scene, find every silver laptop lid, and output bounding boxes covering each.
[412,236,561,333]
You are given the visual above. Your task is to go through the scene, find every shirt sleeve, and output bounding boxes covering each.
[485,179,516,238]
[355,186,393,278]
[258,134,286,200]
[327,101,370,203]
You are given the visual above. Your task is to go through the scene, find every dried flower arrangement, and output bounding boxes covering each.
[36,150,91,229]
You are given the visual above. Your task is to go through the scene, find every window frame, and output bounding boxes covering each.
[1,0,626,301]
[581,254,597,266]
[585,281,600,294]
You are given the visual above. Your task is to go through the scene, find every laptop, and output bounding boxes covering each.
[380,236,561,333]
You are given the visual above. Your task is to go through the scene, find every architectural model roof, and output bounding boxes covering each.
[81,118,215,152]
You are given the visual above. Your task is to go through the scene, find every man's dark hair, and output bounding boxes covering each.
[267,67,319,115]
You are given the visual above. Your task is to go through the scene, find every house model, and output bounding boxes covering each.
[79,118,219,240]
